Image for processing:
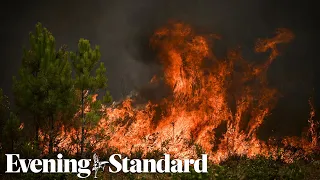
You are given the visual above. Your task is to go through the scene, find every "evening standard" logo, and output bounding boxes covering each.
[5,153,208,178]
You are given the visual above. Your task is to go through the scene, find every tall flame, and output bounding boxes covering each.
[48,22,318,163]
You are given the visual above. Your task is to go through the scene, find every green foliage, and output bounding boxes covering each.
[172,165,212,180]
[195,143,206,158]
[2,172,69,180]
[13,22,55,116]
[17,142,41,158]
[103,90,113,104]
[130,146,144,159]
[7,23,112,157]
[70,38,112,155]
[145,148,165,160]
[70,38,112,107]
[70,38,106,91]
[2,112,22,152]
[0,88,10,119]
[0,88,10,145]
[212,155,313,180]
[86,95,103,125]
[13,22,76,153]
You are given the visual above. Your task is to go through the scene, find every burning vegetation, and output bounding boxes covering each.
[48,22,318,164]
[0,19,319,180]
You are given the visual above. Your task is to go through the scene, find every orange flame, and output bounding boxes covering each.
[49,22,317,163]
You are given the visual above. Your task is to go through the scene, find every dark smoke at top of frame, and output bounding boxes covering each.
[0,0,318,139]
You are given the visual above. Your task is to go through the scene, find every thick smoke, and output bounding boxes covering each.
[0,0,317,138]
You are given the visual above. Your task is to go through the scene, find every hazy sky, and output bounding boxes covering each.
[0,0,318,138]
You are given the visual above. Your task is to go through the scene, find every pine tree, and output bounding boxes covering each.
[0,88,10,148]
[13,23,76,153]
[43,45,76,154]
[70,39,112,156]
[2,112,21,152]
[0,89,10,117]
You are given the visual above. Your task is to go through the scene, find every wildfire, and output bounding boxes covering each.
[47,22,317,163]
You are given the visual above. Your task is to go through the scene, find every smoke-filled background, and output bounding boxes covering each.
[0,0,318,140]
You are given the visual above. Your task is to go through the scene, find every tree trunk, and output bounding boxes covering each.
[49,115,54,154]
[35,116,39,150]
[80,89,85,157]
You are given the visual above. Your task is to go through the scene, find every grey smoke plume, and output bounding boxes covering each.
[0,0,317,137]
